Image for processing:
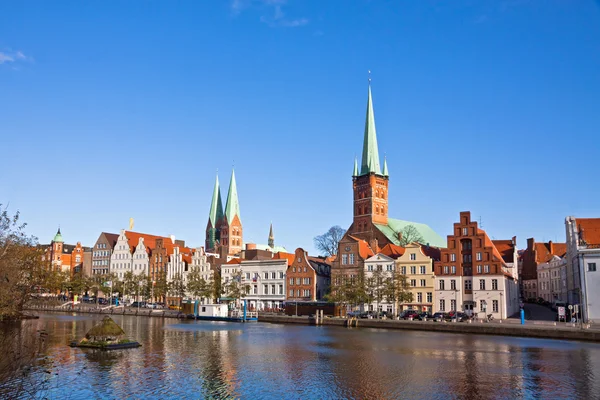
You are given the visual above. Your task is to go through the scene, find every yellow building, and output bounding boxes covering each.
[395,243,441,313]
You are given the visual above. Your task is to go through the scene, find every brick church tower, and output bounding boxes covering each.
[349,81,390,246]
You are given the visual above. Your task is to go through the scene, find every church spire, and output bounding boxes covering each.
[268,222,274,249]
[360,78,382,176]
[224,168,241,224]
[353,156,359,177]
[208,174,223,228]
[382,156,389,176]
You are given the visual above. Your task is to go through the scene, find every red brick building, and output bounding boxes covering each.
[520,238,566,300]
[286,248,331,301]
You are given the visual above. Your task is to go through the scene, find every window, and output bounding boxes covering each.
[484,265,490,273]
[289,278,294,286]
[479,280,486,290]
[465,280,472,290]
[450,254,456,262]
[271,285,276,295]
[410,279,416,287]
[492,279,498,290]
[417,293,423,303]
[421,279,426,287]
[410,266,416,274]
[367,265,373,272]
[444,266,449,274]
[463,227,468,236]
[296,289,301,297]
[410,253,416,260]
[492,300,499,313]
[450,299,456,312]
[480,300,486,311]
[440,299,446,311]
[296,278,301,285]
[477,265,482,274]
[264,285,268,294]
[401,266,406,275]
[476,252,482,261]
[280,272,284,279]
[265,272,269,279]
[589,263,597,272]
[427,292,432,302]
[272,272,276,279]
[293,267,296,272]
[253,285,258,294]
[439,280,445,290]
[279,285,283,294]
[463,254,472,263]
[420,266,426,274]
[303,278,310,285]
[349,254,355,264]
[246,273,250,279]
[387,264,394,271]
[342,254,348,265]
[450,280,456,290]
[451,266,456,274]
[304,289,311,297]
[289,289,294,296]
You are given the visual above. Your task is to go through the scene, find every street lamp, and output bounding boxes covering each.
[500,292,504,320]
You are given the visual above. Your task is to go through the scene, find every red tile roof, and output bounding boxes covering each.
[124,231,166,253]
[273,252,295,266]
[477,228,506,265]
[534,242,567,263]
[492,240,516,263]
[577,218,600,246]
[380,243,405,259]
[226,257,242,265]
[420,245,441,261]
[348,235,375,259]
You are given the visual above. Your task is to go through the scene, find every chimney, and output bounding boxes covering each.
[548,240,554,255]
[170,235,175,244]
[527,238,534,251]
[246,243,257,250]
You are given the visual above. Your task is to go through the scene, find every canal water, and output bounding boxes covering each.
[1,312,599,399]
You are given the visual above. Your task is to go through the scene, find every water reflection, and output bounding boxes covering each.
[1,313,600,399]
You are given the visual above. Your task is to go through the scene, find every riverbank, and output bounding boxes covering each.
[24,304,185,319]
[259,314,600,342]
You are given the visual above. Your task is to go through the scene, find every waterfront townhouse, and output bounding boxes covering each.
[395,242,440,314]
[434,212,519,320]
[222,257,288,310]
[363,252,397,315]
[565,217,600,322]
[286,248,331,303]
[92,232,119,275]
[520,238,566,301]
[537,255,567,304]
[41,228,91,275]
[149,236,187,282]
[166,245,192,307]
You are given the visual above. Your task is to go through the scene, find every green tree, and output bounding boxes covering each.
[153,270,169,303]
[122,271,137,303]
[383,270,414,317]
[187,266,214,303]
[224,270,250,305]
[169,272,187,308]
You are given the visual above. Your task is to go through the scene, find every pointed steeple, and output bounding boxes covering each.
[224,169,241,224]
[382,157,388,176]
[53,227,64,243]
[360,81,382,176]
[352,157,359,177]
[208,174,224,228]
[268,223,274,248]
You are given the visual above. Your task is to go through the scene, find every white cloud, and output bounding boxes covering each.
[0,49,31,65]
[232,0,309,28]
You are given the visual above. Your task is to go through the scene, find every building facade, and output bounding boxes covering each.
[565,217,600,322]
[286,248,331,302]
[41,229,91,275]
[520,237,566,301]
[92,232,119,275]
[434,212,519,320]
[395,243,440,314]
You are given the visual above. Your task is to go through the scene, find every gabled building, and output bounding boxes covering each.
[434,212,519,320]
[565,217,600,322]
[286,248,331,302]
[41,228,91,275]
[395,243,440,314]
[333,81,445,283]
[520,238,567,301]
[92,232,119,275]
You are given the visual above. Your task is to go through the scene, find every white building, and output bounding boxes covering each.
[110,230,134,280]
[537,255,567,304]
[565,217,600,322]
[221,258,287,310]
[363,253,396,315]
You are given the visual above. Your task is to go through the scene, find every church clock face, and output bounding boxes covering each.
[345,246,351,252]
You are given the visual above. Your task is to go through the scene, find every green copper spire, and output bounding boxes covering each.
[382,157,389,176]
[53,227,64,243]
[224,169,241,224]
[268,223,274,248]
[360,83,382,176]
[353,157,359,177]
[208,174,224,227]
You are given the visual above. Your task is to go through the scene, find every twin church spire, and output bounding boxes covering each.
[206,169,241,254]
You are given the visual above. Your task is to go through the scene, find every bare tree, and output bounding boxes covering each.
[314,225,346,257]
[398,225,425,247]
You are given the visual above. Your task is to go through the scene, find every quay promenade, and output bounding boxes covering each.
[26,303,185,319]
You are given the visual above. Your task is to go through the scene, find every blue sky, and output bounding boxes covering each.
[1,0,599,255]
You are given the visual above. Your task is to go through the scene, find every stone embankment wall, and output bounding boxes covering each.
[26,305,184,319]
[259,315,600,342]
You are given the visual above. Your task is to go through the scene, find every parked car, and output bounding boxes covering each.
[98,298,108,305]
[131,301,147,308]
[431,312,447,321]
[156,302,165,309]
[399,309,421,320]
[146,303,158,309]
[347,311,362,318]
[418,312,432,321]
[447,311,471,322]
